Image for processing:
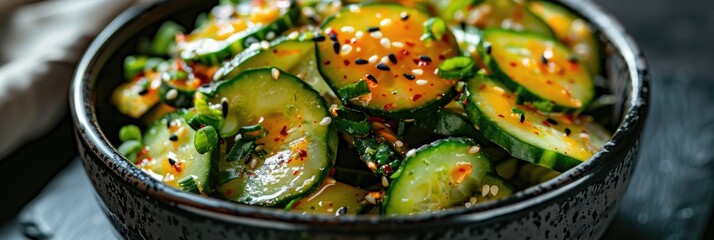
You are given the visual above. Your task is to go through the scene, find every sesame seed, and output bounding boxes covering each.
[376,63,390,71]
[565,128,572,136]
[249,158,257,168]
[234,134,243,141]
[419,55,432,62]
[341,44,353,55]
[568,55,579,63]
[287,31,299,40]
[255,144,264,151]
[355,58,368,65]
[481,185,490,197]
[380,38,391,48]
[493,86,505,93]
[490,185,499,196]
[465,202,472,208]
[260,40,270,50]
[366,74,377,83]
[367,26,380,32]
[365,195,377,205]
[547,118,558,125]
[312,35,326,42]
[168,157,177,166]
[412,69,424,75]
[380,18,392,26]
[406,149,416,158]
[403,73,415,80]
[400,12,409,21]
[416,79,428,85]
[355,31,364,39]
[541,54,549,64]
[580,132,590,139]
[469,197,477,204]
[381,56,389,64]
[341,26,354,33]
[266,31,276,40]
[258,116,264,123]
[335,207,348,216]
[403,119,415,122]
[370,31,383,38]
[388,53,397,64]
[333,42,340,54]
[165,89,178,100]
[328,32,338,41]
[468,145,481,154]
[368,55,378,63]
[391,41,404,48]
[520,114,525,123]
[319,116,332,126]
[395,140,404,147]
[138,89,149,96]
[382,176,389,187]
[485,43,492,54]
[169,134,178,142]
[271,68,280,80]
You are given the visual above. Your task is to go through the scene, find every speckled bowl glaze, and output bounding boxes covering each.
[70,0,649,239]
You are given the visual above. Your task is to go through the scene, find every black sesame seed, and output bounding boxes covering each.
[485,43,492,55]
[568,55,579,63]
[388,53,397,64]
[168,157,176,166]
[403,73,416,80]
[520,114,525,123]
[366,74,378,84]
[541,54,549,64]
[333,42,341,54]
[419,55,432,62]
[565,128,572,136]
[138,89,149,96]
[221,100,229,118]
[244,153,253,164]
[459,22,467,30]
[328,32,338,41]
[376,63,390,71]
[367,26,380,32]
[169,134,178,142]
[400,12,409,21]
[165,117,172,128]
[312,35,326,42]
[355,58,368,65]
[547,118,559,125]
[335,206,348,216]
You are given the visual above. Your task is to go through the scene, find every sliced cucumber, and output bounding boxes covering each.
[158,70,201,108]
[479,29,595,110]
[137,111,217,194]
[316,3,460,119]
[463,74,609,172]
[112,71,161,118]
[209,68,338,207]
[437,0,555,38]
[414,109,479,137]
[177,0,300,65]
[382,138,494,215]
[528,1,601,75]
[288,178,370,215]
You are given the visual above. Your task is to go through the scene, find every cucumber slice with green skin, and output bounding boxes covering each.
[288,178,370,215]
[158,70,201,108]
[414,109,479,137]
[137,111,217,194]
[177,0,300,65]
[437,0,555,38]
[478,29,595,111]
[208,68,338,207]
[463,74,609,172]
[529,1,601,76]
[112,71,162,118]
[473,174,515,203]
[316,3,460,119]
[382,138,494,215]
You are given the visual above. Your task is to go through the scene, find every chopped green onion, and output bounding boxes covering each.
[123,56,148,81]
[119,125,142,142]
[239,124,268,140]
[330,105,372,138]
[151,21,184,56]
[162,70,189,81]
[186,113,223,131]
[437,56,476,79]
[226,139,255,162]
[118,140,143,157]
[194,126,218,154]
[283,198,300,210]
[532,100,555,113]
[421,17,447,41]
[337,80,371,101]
[178,175,201,194]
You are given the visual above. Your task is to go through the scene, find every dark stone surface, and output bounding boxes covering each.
[0,0,713,239]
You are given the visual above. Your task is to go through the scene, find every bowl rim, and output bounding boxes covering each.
[70,0,649,231]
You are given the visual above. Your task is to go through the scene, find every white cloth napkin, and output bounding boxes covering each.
[0,0,139,160]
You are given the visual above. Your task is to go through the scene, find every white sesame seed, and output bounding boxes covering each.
[381,176,389,187]
[381,56,389,64]
[348,5,360,12]
[464,202,472,208]
[249,158,257,168]
[490,185,499,196]
[493,86,505,93]
[234,134,243,141]
[255,144,264,151]
[481,185,490,197]
[341,26,355,33]
[391,41,404,48]
[395,140,404,148]
[468,145,481,154]
[327,178,337,184]
[365,195,377,205]
[323,27,333,35]
[319,116,332,126]
[355,31,364,39]
[258,116,265,123]
[356,47,361,52]
[406,149,417,158]
[380,38,391,48]
[433,68,440,74]
[266,31,276,40]
[368,55,378,63]
[412,69,424,75]
[260,40,270,50]
[271,68,280,80]
[341,44,353,55]
[249,42,260,50]
[403,119,415,123]
[416,79,428,85]
[380,18,392,26]
[469,197,477,204]
[580,132,590,139]
[287,31,299,40]
[370,31,383,38]
[165,89,178,100]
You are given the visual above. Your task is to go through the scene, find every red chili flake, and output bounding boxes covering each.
[438,55,446,60]
[273,49,278,54]
[405,41,415,47]
[329,168,336,177]
[343,59,350,66]
[383,103,394,110]
[225,189,233,195]
[323,60,331,65]
[479,84,487,90]
[542,120,551,127]
[546,80,553,85]
[412,94,423,101]
[274,137,281,142]
[298,149,308,158]
[534,132,540,135]
[498,114,505,118]
[510,62,517,67]
[172,162,183,172]
[292,170,300,176]
[382,165,393,175]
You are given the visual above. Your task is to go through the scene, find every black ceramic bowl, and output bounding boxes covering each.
[70,0,649,239]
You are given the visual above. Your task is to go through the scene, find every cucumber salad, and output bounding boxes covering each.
[113,0,612,216]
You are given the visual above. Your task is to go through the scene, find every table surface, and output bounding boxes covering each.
[1,0,714,239]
